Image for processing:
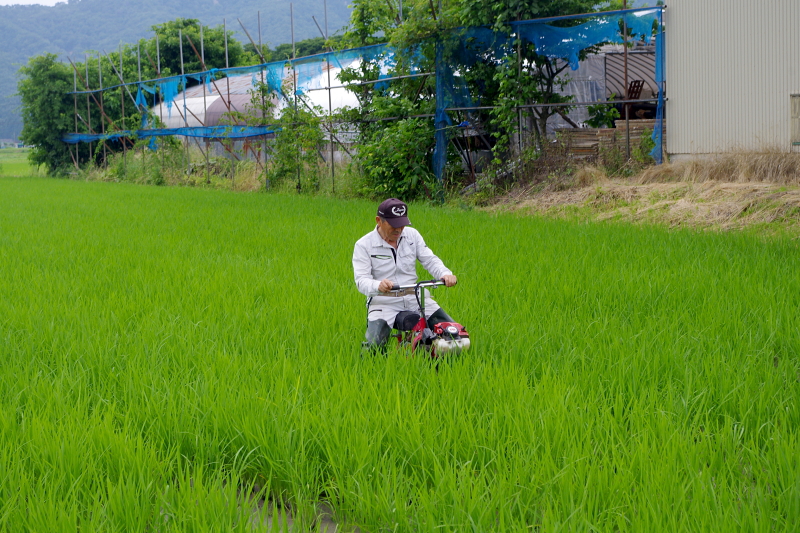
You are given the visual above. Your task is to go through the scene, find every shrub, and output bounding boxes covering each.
[585,95,621,129]
[355,118,437,199]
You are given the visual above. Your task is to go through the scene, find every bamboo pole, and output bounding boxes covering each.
[325,0,335,193]
[73,67,79,169]
[291,3,300,191]
[184,35,241,165]
[101,51,138,106]
[67,57,120,137]
[259,11,269,190]
[184,36,231,112]
[138,42,146,176]
[235,17,269,176]
[623,0,631,160]
[179,29,189,175]
[99,53,107,166]
[306,71,432,91]
[517,13,523,153]
[157,33,164,170]
[201,23,210,184]
[224,19,234,181]
[312,6,337,192]
[119,43,126,174]
[86,55,92,164]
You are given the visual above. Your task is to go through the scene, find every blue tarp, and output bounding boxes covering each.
[63,125,277,144]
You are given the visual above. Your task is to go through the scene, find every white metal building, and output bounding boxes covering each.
[665,0,800,157]
[151,69,359,129]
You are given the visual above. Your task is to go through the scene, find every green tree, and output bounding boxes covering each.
[267,99,325,190]
[356,117,437,198]
[16,18,257,173]
[148,19,246,78]
[337,0,445,199]
[451,0,602,153]
[17,54,78,172]
[18,48,154,172]
[337,0,611,197]
[268,36,344,61]
[339,0,398,49]
[243,43,273,62]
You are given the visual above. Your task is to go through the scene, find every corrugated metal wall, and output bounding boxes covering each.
[666,0,800,155]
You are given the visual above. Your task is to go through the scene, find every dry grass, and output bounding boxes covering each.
[639,151,800,185]
[231,168,264,192]
[489,151,800,233]
[498,180,800,231]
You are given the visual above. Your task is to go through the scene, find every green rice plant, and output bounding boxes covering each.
[0,176,798,531]
[0,147,43,177]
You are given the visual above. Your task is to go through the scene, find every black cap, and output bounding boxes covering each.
[377,198,411,228]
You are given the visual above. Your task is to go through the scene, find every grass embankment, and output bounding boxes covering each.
[0,177,798,531]
[492,152,800,234]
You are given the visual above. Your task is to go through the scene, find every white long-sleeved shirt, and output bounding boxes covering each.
[353,226,452,297]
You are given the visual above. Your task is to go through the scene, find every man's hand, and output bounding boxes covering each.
[441,274,458,287]
[378,279,396,293]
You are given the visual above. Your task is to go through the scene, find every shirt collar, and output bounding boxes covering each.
[372,226,404,248]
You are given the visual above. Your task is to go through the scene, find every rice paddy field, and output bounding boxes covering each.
[1,175,798,532]
[0,149,42,178]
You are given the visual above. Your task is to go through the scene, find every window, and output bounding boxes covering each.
[792,94,800,146]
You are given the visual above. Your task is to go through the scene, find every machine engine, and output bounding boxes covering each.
[430,322,470,354]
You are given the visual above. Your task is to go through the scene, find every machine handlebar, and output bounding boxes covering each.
[390,279,447,291]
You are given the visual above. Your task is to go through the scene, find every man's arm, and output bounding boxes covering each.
[353,240,382,296]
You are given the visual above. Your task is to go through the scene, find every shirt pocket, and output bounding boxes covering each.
[397,247,416,273]
[370,248,394,277]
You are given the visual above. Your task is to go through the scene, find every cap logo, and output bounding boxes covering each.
[391,205,407,217]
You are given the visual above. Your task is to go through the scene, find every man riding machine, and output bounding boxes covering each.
[352,198,470,357]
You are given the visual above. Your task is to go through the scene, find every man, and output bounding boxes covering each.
[353,198,458,350]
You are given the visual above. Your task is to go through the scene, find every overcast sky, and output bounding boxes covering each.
[0,0,655,7]
[0,0,64,5]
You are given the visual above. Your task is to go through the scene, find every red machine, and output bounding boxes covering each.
[390,279,470,358]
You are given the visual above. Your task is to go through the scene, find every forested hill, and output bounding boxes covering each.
[0,0,352,140]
